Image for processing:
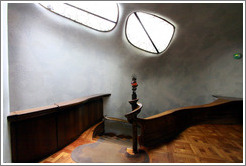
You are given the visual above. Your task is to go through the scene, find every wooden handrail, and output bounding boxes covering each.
[145,98,241,120]
[125,96,243,148]
[8,93,111,122]
[125,102,142,123]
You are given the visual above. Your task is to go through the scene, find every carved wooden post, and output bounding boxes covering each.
[125,101,142,155]
[126,75,139,154]
[131,75,138,100]
[132,121,138,154]
[128,101,138,154]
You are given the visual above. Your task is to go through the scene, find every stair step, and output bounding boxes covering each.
[97,134,132,146]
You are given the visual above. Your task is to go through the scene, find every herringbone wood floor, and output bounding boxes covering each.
[40,124,243,163]
[145,124,243,163]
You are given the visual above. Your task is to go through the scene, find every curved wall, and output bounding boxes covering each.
[8,3,243,119]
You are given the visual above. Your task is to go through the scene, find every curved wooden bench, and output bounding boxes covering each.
[8,94,110,163]
[128,97,243,147]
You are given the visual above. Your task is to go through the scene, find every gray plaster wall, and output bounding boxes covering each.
[2,3,12,163]
[8,3,243,121]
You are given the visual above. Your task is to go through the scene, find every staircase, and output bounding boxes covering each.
[93,117,134,147]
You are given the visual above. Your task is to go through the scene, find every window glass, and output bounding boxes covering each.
[126,14,156,53]
[39,2,118,32]
[126,12,175,54]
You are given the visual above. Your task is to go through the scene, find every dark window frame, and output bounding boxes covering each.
[125,11,175,54]
[39,3,119,32]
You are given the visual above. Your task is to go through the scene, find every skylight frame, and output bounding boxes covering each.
[125,11,176,54]
[39,2,119,32]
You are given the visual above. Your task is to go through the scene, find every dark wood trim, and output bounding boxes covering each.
[8,94,110,122]
[125,11,176,54]
[125,101,143,154]
[10,122,17,163]
[8,105,59,122]
[8,94,110,163]
[125,101,142,124]
[39,3,119,33]
[64,3,117,24]
[134,12,159,53]
[125,97,243,148]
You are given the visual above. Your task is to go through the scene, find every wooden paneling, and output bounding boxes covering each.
[57,105,81,148]
[57,99,104,149]
[11,113,57,163]
[8,94,110,163]
[136,98,243,147]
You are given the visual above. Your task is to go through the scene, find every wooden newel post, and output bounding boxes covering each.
[128,100,139,154]
[132,121,138,153]
[126,75,139,154]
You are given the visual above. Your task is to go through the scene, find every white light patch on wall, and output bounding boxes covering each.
[39,2,118,32]
[126,12,175,54]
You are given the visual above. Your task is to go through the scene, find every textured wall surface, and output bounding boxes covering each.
[2,3,12,163]
[8,3,243,120]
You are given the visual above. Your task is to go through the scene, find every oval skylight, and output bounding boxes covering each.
[39,2,118,32]
[126,12,175,54]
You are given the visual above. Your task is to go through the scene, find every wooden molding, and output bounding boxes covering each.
[8,94,111,122]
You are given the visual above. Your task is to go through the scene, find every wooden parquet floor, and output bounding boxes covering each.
[39,123,243,163]
[144,124,243,163]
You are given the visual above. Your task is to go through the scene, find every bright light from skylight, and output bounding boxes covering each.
[39,2,118,32]
[126,12,175,54]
